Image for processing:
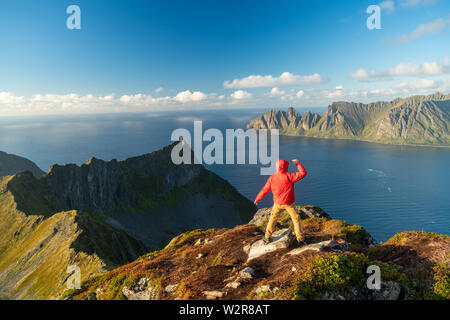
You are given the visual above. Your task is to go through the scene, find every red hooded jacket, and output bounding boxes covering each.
[255,159,307,205]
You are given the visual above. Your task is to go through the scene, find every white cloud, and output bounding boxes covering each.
[268,87,286,97]
[379,1,396,14]
[350,68,370,80]
[284,78,450,106]
[155,87,164,93]
[350,60,450,81]
[0,92,25,104]
[173,90,207,103]
[0,90,216,116]
[2,78,449,116]
[321,86,346,99]
[224,72,324,89]
[392,79,440,90]
[231,90,253,100]
[396,18,450,43]
[296,90,305,98]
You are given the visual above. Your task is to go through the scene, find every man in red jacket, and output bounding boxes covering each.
[254,159,307,245]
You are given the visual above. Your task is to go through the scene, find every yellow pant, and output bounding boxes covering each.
[265,203,303,241]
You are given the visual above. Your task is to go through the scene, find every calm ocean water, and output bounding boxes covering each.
[0,109,449,241]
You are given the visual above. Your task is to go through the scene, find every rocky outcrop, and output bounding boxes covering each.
[246,92,450,146]
[64,208,449,301]
[249,205,331,227]
[288,239,348,255]
[0,151,45,178]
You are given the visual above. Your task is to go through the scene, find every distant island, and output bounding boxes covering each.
[246,92,450,147]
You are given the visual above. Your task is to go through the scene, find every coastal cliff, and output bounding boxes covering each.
[247,92,450,146]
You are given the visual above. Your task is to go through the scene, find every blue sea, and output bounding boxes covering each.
[1,109,449,241]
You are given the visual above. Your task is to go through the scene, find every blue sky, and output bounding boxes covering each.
[0,0,449,115]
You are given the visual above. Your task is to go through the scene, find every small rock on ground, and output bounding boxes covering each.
[239,267,255,280]
[203,290,224,299]
[164,284,179,293]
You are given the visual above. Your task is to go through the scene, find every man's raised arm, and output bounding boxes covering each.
[289,159,307,183]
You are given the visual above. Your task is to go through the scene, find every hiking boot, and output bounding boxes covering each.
[296,239,307,247]
[263,237,271,245]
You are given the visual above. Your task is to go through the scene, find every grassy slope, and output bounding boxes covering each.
[0,175,147,300]
[64,208,449,300]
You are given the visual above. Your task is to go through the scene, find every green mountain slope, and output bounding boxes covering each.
[0,173,148,300]
[247,92,450,146]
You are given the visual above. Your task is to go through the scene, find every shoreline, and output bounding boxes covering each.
[281,133,450,149]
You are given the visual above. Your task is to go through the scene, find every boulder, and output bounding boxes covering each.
[248,206,331,227]
[255,284,279,294]
[248,208,272,227]
[253,284,280,299]
[239,267,255,280]
[370,281,404,300]
[247,229,293,261]
[122,278,159,300]
[298,206,331,220]
[288,239,348,255]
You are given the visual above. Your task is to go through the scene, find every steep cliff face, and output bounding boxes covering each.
[0,151,45,178]
[0,142,256,299]
[34,142,255,247]
[362,98,450,144]
[246,93,450,146]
